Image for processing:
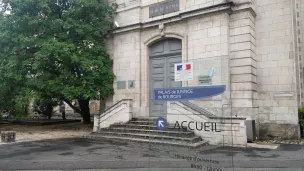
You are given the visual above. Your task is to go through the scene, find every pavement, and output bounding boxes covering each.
[258,139,304,145]
[0,138,304,171]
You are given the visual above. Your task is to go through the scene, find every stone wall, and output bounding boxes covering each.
[229,9,258,124]
[94,99,133,131]
[166,13,230,113]
[167,101,247,146]
[255,0,299,139]
[106,30,141,117]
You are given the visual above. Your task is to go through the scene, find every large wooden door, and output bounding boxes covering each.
[149,39,182,117]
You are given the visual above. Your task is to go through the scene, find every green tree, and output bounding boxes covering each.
[33,97,59,119]
[0,0,116,124]
[0,9,31,116]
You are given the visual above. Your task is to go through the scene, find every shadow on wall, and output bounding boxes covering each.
[259,123,300,140]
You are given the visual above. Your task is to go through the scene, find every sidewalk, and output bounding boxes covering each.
[0,122,92,143]
[257,139,304,145]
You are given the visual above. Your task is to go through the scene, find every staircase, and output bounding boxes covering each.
[89,118,209,148]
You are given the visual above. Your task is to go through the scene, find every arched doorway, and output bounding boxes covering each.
[149,38,182,117]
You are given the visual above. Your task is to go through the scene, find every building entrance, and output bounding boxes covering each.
[149,38,182,117]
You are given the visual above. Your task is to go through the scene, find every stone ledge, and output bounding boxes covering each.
[257,139,304,145]
[247,143,279,149]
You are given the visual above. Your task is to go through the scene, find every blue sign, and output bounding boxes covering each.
[210,67,216,78]
[128,80,135,88]
[154,85,226,101]
[156,117,167,130]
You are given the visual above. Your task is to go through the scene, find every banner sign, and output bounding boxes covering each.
[153,85,226,101]
[174,62,193,82]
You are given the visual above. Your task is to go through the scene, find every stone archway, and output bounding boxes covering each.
[149,38,182,117]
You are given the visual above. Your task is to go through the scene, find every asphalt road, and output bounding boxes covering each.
[0,138,304,171]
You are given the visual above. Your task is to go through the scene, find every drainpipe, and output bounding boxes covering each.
[139,6,142,117]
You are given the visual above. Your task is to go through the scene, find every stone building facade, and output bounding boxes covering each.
[103,0,303,140]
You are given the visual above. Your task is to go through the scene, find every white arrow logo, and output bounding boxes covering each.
[158,120,164,127]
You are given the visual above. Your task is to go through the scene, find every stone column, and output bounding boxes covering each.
[229,10,258,123]
[93,114,100,132]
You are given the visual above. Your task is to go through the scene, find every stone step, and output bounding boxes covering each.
[110,123,187,131]
[100,128,194,138]
[98,131,201,143]
[131,118,159,122]
[128,120,156,125]
[87,133,209,148]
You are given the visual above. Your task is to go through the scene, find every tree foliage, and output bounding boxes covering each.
[299,107,304,128]
[0,0,116,123]
[33,97,59,119]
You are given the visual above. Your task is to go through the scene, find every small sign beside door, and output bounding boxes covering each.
[174,62,193,82]
[198,76,212,85]
[128,80,135,89]
[117,81,126,89]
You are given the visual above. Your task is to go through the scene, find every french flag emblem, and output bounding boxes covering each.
[177,64,191,71]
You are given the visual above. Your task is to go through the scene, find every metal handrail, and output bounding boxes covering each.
[179,101,216,117]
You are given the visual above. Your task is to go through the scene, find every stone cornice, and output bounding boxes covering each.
[232,1,257,17]
[112,1,257,34]
[113,1,235,34]
[180,1,234,19]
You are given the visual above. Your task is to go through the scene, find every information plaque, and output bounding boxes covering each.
[117,81,126,89]
[199,76,212,85]
[149,0,179,18]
